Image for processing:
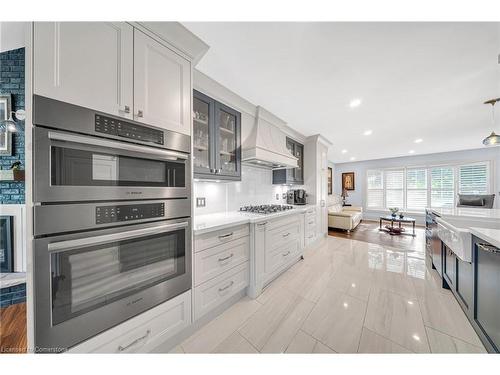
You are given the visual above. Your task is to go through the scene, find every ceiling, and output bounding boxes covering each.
[183,22,500,163]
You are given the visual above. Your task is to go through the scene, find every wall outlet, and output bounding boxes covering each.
[276,193,280,200]
[196,197,206,207]
[282,193,287,199]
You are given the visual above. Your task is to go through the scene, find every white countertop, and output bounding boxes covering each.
[0,272,26,289]
[194,205,316,235]
[469,227,500,249]
[429,207,500,221]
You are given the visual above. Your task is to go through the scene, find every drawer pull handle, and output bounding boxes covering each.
[282,251,291,257]
[257,222,268,226]
[218,232,234,239]
[218,281,234,292]
[282,233,291,238]
[308,221,314,225]
[218,253,234,262]
[477,243,500,254]
[309,234,314,238]
[117,329,151,352]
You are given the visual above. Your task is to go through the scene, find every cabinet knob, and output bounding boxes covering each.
[119,105,130,114]
[137,110,144,118]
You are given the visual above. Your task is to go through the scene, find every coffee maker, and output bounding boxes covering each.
[287,189,307,205]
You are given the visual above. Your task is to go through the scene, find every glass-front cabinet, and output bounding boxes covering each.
[193,90,241,180]
[273,137,304,185]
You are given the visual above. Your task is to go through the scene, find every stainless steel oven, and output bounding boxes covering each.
[33,95,191,203]
[32,95,193,351]
[33,201,191,351]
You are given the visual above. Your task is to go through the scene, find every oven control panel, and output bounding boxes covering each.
[96,203,165,224]
[95,115,164,145]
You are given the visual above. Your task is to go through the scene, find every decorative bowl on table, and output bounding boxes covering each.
[389,207,399,217]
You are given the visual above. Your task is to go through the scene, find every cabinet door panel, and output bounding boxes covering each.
[215,102,241,178]
[34,22,133,118]
[193,91,214,175]
[134,30,191,135]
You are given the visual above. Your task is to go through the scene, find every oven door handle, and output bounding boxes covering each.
[47,222,189,253]
[48,130,188,160]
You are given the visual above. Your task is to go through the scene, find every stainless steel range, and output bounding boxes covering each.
[239,204,294,214]
[32,96,192,351]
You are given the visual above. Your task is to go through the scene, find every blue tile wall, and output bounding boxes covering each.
[0,283,26,308]
[0,47,25,204]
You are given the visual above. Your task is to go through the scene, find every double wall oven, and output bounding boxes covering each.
[33,96,192,351]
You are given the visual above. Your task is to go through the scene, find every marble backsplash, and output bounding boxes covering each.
[194,165,303,215]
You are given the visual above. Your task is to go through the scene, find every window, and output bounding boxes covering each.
[407,168,428,210]
[431,167,454,208]
[366,161,491,212]
[459,163,489,194]
[385,169,404,208]
[367,170,384,208]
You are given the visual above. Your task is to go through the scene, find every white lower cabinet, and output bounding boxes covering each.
[304,206,317,246]
[250,214,304,297]
[68,291,191,353]
[194,262,249,321]
[193,224,250,320]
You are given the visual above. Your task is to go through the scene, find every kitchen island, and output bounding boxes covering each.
[426,207,500,352]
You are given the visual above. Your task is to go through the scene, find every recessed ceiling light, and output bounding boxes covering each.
[363,130,373,136]
[414,138,423,143]
[409,150,415,154]
[349,98,362,108]
[341,149,348,154]
[350,156,356,161]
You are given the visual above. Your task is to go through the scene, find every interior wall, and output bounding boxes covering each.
[332,147,500,219]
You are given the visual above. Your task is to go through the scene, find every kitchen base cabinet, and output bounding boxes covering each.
[68,291,191,353]
[193,224,250,320]
[249,215,304,298]
[473,236,500,353]
[443,244,456,288]
[456,258,473,312]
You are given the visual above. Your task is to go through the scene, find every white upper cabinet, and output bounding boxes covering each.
[34,22,134,119]
[133,30,191,135]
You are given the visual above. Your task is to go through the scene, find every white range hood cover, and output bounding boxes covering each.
[242,106,298,169]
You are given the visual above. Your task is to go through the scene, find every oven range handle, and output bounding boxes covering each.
[48,130,188,160]
[47,221,189,253]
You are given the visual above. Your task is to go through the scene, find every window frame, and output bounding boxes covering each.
[365,160,493,213]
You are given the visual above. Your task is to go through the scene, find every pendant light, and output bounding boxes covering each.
[482,98,500,146]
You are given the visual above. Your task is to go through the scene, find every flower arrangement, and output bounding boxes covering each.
[389,207,399,217]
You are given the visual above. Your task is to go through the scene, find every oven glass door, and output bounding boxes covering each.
[51,143,185,188]
[49,223,186,326]
[35,127,190,202]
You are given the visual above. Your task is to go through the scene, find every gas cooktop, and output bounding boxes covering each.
[239,204,294,215]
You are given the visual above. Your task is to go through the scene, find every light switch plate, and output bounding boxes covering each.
[196,197,206,207]
[276,194,280,200]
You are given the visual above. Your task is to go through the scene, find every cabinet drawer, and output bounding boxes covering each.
[265,240,300,276]
[265,214,301,231]
[69,291,191,353]
[305,207,316,218]
[194,236,249,286]
[195,224,249,252]
[194,262,249,320]
[305,231,316,246]
[306,217,316,232]
[266,222,301,252]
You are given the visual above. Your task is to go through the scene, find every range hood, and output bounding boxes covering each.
[242,106,299,169]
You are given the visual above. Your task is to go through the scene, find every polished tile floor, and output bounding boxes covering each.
[175,236,486,353]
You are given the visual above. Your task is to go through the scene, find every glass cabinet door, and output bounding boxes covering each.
[285,138,295,181]
[215,103,240,177]
[193,93,212,174]
[294,143,304,182]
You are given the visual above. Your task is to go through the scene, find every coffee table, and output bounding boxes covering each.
[379,215,416,236]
